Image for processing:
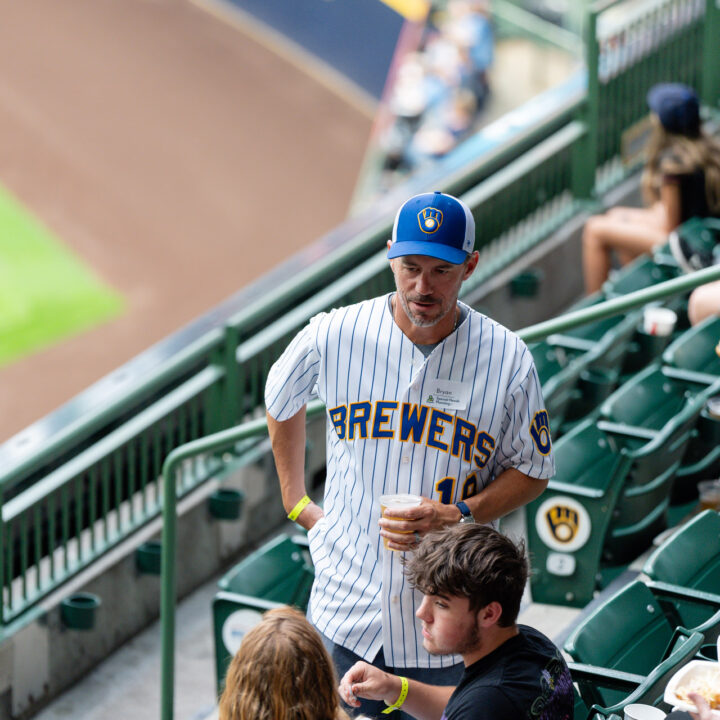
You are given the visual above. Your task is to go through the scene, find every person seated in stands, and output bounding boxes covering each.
[338,524,573,720]
[219,606,357,720]
[582,83,720,294]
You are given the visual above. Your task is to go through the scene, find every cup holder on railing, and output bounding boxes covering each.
[61,592,101,630]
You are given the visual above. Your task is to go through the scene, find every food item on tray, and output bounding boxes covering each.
[675,671,720,710]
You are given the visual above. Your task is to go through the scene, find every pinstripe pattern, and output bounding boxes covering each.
[265,294,554,668]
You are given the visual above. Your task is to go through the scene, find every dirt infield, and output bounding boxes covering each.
[0,0,372,442]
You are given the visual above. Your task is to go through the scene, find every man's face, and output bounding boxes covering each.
[390,254,474,328]
[415,593,481,656]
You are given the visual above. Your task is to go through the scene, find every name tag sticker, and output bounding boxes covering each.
[423,380,470,411]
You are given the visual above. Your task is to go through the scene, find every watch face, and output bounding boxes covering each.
[459,515,475,524]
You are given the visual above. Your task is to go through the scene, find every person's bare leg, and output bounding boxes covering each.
[582,212,668,294]
[688,281,720,325]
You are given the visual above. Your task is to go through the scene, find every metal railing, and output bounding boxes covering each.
[159,263,720,720]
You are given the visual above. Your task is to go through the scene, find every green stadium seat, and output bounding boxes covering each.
[642,510,720,642]
[662,314,720,381]
[602,254,681,298]
[547,294,643,427]
[599,366,720,504]
[564,579,704,712]
[217,533,313,605]
[529,341,589,433]
[527,376,710,606]
[212,533,314,693]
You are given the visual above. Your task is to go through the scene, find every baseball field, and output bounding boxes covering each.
[0,185,123,368]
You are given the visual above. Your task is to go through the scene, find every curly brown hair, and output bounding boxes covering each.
[403,524,528,627]
[218,606,349,720]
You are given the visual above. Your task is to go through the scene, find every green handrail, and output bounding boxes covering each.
[159,264,720,720]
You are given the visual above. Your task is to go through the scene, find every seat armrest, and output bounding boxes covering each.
[647,580,720,609]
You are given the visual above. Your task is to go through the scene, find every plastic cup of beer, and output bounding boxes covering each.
[642,307,677,336]
[706,396,720,419]
[698,479,720,511]
[379,493,422,550]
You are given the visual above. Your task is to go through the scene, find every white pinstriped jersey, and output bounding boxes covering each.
[265,294,554,668]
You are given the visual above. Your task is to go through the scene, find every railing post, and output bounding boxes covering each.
[160,458,178,720]
[702,0,720,110]
[222,323,241,428]
[572,3,599,200]
[207,324,241,434]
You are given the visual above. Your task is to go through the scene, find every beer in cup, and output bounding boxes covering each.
[379,493,422,550]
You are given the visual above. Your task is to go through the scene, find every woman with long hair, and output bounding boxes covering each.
[582,83,720,294]
[218,606,352,720]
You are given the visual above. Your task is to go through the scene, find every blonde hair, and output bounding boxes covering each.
[641,119,720,215]
[218,606,350,720]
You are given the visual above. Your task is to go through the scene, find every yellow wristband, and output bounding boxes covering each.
[381,676,409,714]
[287,494,311,522]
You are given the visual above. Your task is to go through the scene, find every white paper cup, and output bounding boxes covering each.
[379,494,422,550]
[642,307,677,336]
[623,703,666,720]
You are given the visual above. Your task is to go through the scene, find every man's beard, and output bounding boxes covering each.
[426,623,481,657]
[396,289,450,328]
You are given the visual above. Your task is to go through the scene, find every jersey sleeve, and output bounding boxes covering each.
[264,313,325,421]
[493,342,555,480]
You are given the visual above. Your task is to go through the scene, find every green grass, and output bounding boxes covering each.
[0,186,124,368]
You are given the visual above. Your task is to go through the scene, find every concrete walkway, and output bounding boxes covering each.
[34,574,221,720]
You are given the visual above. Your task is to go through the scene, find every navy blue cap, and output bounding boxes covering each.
[647,83,700,135]
[388,192,475,264]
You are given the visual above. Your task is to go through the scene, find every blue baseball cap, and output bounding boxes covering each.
[388,191,475,264]
[647,83,700,135]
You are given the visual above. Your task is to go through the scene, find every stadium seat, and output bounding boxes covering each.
[642,510,720,642]
[564,579,704,712]
[526,377,710,606]
[216,533,313,605]
[602,254,681,298]
[212,533,314,692]
[662,314,720,381]
[546,294,642,427]
[529,340,589,433]
[599,366,720,504]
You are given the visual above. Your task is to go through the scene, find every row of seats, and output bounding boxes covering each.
[569,510,720,718]
[527,247,720,607]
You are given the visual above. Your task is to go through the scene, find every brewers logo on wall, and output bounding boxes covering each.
[535,496,591,552]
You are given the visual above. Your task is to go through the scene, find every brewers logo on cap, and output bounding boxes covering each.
[418,207,443,234]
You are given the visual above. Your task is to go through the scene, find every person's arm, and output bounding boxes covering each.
[267,407,324,531]
[338,662,453,720]
[379,469,546,550]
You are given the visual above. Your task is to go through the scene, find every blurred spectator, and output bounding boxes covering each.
[379,0,495,179]
[219,606,354,720]
[582,83,720,294]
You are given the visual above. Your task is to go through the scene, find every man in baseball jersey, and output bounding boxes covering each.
[265,191,554,718]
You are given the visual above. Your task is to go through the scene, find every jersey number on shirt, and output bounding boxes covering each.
[435,473,478,504]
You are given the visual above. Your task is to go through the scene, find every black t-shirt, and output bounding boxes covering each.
[440,625,573,720]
